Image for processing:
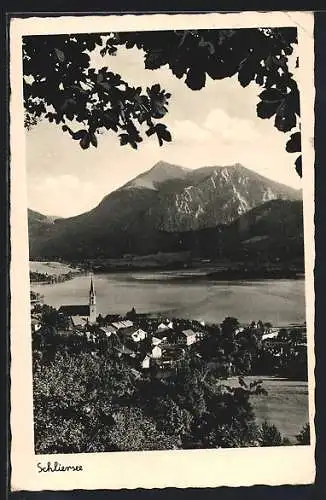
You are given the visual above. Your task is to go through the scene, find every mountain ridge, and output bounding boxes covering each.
[28,161,303,261]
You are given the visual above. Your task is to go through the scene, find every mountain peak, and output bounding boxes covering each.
[122,161,190,191]
[150,160,190,172]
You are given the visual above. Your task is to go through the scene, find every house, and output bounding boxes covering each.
[112,320,134,330]
[160,345,185,364]
[195,330,206,341]
[58,275,97,326]
[182,329,198,346]
[152,345,162,359]
[130,368,142,380]
[114,345,136,358]
[119,326,147,342]
[131,328,147,342]
[155,320,173,335]
[85,331,97,343]
[152,336,164,346]
[58,305,91,327]
[262,331,279,341]
[262,339,290,355]
[98,325,117,338]
[141,355,151,369]
[31,317,42,333]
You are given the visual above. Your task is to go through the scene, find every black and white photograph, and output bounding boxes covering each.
[10,12,315,491]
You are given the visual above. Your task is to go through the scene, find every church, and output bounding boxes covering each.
[58,275,97,327]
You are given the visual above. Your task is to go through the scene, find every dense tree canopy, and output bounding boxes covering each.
[23,27,302,176]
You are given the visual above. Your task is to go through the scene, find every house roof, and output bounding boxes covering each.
[99,326,116,336]
[114,345,135,356]
[112,320,134,330]
[59,305,90,316]
[152,336,164,345]
[71,315,88,326]
[182,329,196,337]
[128,328,147,337]
[157,323,169,330]
[118,326,137,336]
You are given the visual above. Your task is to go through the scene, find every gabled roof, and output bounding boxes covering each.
[182,329,196,337]
[31,317,41,325]
[112,320,134,330]
[101,324,117,333]
[114,345,135,356]
[59,305,90,316]
[99,326,116,336]
[133,328,147,336]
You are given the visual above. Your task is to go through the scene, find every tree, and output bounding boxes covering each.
[23,28,302,176]
[259,421,284,446]
[107,406,179,451]
[289,328,302,345]
[33,350,138,453]
[126,306,137,321]
[278,328,289,341]
[296,423,310,445]
[220,316,240,356]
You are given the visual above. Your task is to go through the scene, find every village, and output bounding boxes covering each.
[30,276,308,381]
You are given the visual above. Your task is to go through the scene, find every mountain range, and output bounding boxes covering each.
[28,161,303,265]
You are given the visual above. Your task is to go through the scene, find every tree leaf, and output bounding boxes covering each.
[256,100,280,119]
[185,66,206,91]
[146,127,156,137]
[72,129,88,140]
[238,58,256,87]
[80,133,90,149]
[295,155,302,178]
[151,84,161,94]
[119,133,129,146]
[286,132,301,153]
[160,128,172,142]
[90,132,98,147]
[274,102,296,132]
[259,88,284,102]
[145,50,165,70]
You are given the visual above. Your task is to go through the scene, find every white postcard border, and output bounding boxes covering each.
[10,11,316,491]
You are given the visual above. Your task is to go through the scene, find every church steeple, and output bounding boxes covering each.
[89,274,96,324]
[89,275,95,302]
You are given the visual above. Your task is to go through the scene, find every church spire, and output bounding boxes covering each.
[89,274,95,300]
[89,273,96,324]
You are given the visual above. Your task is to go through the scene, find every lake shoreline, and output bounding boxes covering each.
[30,271,306,327]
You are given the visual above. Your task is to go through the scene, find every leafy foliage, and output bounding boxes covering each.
[23,35,172,151]
[296,423,310,445]
[23,27,301,176]
[259,421,284,446]
[33,342,277,453]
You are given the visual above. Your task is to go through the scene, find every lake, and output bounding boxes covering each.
[31,271,306,326]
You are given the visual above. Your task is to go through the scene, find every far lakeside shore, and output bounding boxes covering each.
[30,255,305,283]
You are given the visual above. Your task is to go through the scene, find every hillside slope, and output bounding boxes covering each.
[28,162,302,260]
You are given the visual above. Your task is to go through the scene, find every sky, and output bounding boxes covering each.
[26,39,301,218]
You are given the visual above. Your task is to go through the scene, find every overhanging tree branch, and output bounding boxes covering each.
[23,27,301,176]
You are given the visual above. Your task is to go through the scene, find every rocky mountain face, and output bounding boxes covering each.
[28,162,302,260]
[170,199,304,264]
[147,163,300,231]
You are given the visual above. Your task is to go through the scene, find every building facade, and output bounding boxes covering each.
[58,275,97,327]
